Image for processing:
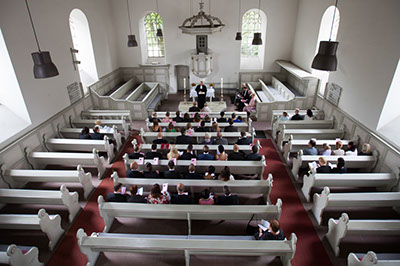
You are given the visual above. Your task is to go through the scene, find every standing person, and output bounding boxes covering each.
[195,81,207,109]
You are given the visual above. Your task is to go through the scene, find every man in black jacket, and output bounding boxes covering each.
[246,145,262,161]
[290,108,303,120]
[126,162,144,178]
[224,119,238,132]
[217,111,227,123]
[188,101,201,112]
[163,160,181,179]
[216,186,239,205]
[153,132,168,144]
[179,144,197,160]
[91,126,105,140]
[236,131,252,145]
[195,121,210,132]
[184,164,203,179]
[145,143,163,159]
[170,183,194,204]
[128,145,145,159]
[106,183,127,202]
[176,129,192,144]
[228,144,246,160]
[173,111,184,122]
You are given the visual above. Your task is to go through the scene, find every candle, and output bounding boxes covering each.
[220,77,224,102]
[183,78,186,89]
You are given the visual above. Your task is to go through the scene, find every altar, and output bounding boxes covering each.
[178,101,227,113]
[190,87,215,101]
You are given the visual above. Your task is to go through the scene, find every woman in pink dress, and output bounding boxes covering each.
[199,189,214,205]
[243,93,256,113]
[162,112,173,123]
[147,183,170,204]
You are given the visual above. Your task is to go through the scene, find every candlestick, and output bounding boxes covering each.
[220,77,224,102]
[183,78,187,104]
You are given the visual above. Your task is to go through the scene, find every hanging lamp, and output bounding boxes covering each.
[126,0,138,47]
[155,0,163,37]
[25,0,59,79]
[235,0,242,40]
[252,0,262,45]
[311,0,339,71]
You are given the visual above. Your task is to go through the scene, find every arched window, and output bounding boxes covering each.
[69,9,98,95]
[313,6,340,96]
[240,9,267,70]
[144,12,165,58]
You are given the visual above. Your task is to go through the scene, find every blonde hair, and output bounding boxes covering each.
[322,143,331,150]
[212,122,220,132]
[167,145,180,160]
[318,157,327,166]
[95,119,102,126]
[362,143,371,153]
[335,141,343,149]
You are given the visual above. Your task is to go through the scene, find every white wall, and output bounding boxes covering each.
[291,0,400,130]
[111,0,299,92]
[0,0,118,149]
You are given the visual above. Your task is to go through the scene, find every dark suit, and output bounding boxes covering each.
[179,152,197,160]
[153,138,168,144]
[317,166,331,173]
[91,132,105,140]
[173,117,184,122]
[291,114,303,120]
[163,170,181,179]
[216,195,239,205]
[196,126,209,132]
[79,134,92,139]
[213,138,228,145]
[128,152,145,159]
[246,152,262,161]
[224,126,238,132]
[189,106,200,112]
[195,84,207,109]
[198,153,214,160]
[145,151,163,159]
[128,195,147,203]
[217,117,227,123]
[106,193,127,202]
[228,151,246,161]
[332,167,347,173]
[236,137,252,145]
[184,172,203,179]
[150,117,161,123]
[126,170,144,178]
[176,135,192,144]
[143,171,160,178]
[171,193,194,204]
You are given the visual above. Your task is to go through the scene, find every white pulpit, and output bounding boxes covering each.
[191,52,213,78]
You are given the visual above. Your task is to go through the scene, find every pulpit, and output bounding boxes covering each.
[191,52,213,78]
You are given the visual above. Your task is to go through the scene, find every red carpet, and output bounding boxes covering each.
[48,137,332,266]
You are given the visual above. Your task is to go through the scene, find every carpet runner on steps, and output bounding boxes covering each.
[47,136,332,266]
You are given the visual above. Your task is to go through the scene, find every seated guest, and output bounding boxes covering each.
[179,144,197,160]
[204,165,216,180]
[196,121,210,132]
[151,120,161,132]
[359,143,372,156]
[150,112,161,123]
[218,166,234,181]
[171,183,194,204]
[216,144,228,161]
[231,113,237,121]
[167,145,180,160]
[173,111,184,122]
[193,113,202,123]
[183,112,193,122]
[279,111,289,121]
[145,143,163,159]
[320,143,332,156]
[254,219,285,241]
[147,183,170,204]
[198,145,214,160]
[79,127,92,139]
[204,115,211,123]
[184,164,203,179]
[234,116,243,123]
[236,131,252,145]
[95,119,103,129]
[211,121,220,132]
[346,141,358,156]
[165,122,176,132]
[153,132,168,144]
[128,145,145,159]
[216,185,239,205]
[127,185,147,203]
[201,132,213,145]
[217,111,227,123]
[224,119,238,132]
[162,111,172,123]
[91,126,104,140]
[176,129,192,144]
[228,144,246,161]
[246,145,262,161]
[243,93,257,113]
[199,188,214,205]
[143,163,160,178]
[201,103,212,113]
[303,139,318,155]
[304,109,314,120]
[163,160,181,179]
[290,108,303,120]
[316,157,331,173]
[126,162,144,178]
[186,122,195,136]
[213,131,228,145]
[332,141,345,156]
[189,101,201,112]
[106,183,127,202]
[332,157,347,173]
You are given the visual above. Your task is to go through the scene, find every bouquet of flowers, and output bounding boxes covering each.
[191,83,196,87]
[209,83,214,87]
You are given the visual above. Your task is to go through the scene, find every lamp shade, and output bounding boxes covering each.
[311,41,339,71]
[235,32,242,41]
[127,34,138,47]
[252,32,262,45]
[31,51,59,79]
[156,28,163,37]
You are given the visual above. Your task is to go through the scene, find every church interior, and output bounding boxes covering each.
[0,0,400,265]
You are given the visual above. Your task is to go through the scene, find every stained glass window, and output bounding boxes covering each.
[241,11,262,56]
[144,12,165,58]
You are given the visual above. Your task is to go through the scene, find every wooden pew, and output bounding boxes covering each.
[0,209,64,251]
[154,111,248,122]
[283,137,351,162]
[112,172,273,203]
[71,118,129,135]
[0,244,42,266]
[277,127,345,151]
[28,148,107,179]
[45,136,115,164]
[301,170,399,201]
[272,118,335,141]
[272,109,325,121]
[76,229,297,266]
[123,154,266,177]
[81,109,133,125]
[291,150,378,180]
[58,126,123,150]
[348,251,400,266]
[140,128,255,145]
[326,213,400,256]
[0,185,81,223]
[311,187,400,225]
[2,165,94,200]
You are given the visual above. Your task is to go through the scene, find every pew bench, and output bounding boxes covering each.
[147,93,163,115]
[76,229,297,266]
[0,185,81,223]
[154,111,248,122]
[301,171,399,201]
[81,109,133,125]
[311,187,400,225]
[0,244,42,266]
[272,119,335,141]
[112,172,273,203]
[71,118,129,135]
[272,109,325,121]
[28,148,107,179]
[0,209,64,251]
[58,126,123,150]
[2,165,94,200]
[326,213,400,256]
[46,137,115,164]
[348,251,400,266]
[291,150,378,180]
[123,154,266,177]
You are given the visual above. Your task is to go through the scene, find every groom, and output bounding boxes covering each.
[195,81,207,109]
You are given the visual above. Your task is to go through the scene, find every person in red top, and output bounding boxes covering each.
[147,183,170,204]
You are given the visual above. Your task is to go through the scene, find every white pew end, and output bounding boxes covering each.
[0,244,42,266]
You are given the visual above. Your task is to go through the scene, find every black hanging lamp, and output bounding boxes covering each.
[126,0,138,47]
[25,0,59,79]
[235,0,242,40]
[155,0,163,37]
[311,0,339,71]
[252,0,262,45]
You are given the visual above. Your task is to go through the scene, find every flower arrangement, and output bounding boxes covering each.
[209,83,214,87]
[191,83,196,86]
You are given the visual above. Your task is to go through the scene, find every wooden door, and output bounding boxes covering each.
[176,65,190,91]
